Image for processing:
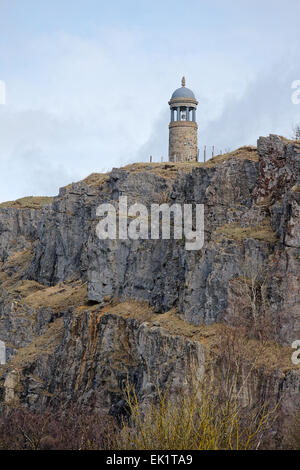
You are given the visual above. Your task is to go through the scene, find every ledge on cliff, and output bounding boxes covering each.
[53,145,258,193]
[0,196,53,210]
[74,145,258,188]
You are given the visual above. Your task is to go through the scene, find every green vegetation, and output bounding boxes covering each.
[0,376,276,450]
[112,379,276,450]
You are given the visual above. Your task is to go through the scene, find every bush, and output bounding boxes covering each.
[0,403,116,450]
[113,379,276,450]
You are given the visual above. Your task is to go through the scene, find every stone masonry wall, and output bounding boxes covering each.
[169,121,198,162]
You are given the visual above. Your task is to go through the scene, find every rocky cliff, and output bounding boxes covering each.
[0,135,299,446]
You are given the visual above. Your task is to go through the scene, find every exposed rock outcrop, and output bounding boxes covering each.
[0,136,299,447]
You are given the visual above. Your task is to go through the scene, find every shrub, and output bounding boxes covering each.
[113,379,276,450]
[0,403,116,450]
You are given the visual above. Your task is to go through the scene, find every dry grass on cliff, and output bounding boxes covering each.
[81,172,109,188]
[214,221,277,243]
[104,300,296,373]
[0,267,88,313]
[23,281,88,312]
[63,172,110,190]
[209,145,258,164]
[121,146,258,177]
[0,196,53,210]
[101,301,222,342]
[101,300,155,322]
[0,249,35,287]
[5,280,44,299]
[0,317,64,375]
[122,162,181,179]
[3,249,33,270]
[279,136,300,146]
[0,284,89,379]
[158,312,293,372]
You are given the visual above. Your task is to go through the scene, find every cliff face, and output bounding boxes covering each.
[24,136,300,342]
[0,135,299,445]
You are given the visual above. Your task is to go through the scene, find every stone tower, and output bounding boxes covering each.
[168,77,198,162]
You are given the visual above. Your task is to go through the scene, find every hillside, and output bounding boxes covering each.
[0,134,299,448]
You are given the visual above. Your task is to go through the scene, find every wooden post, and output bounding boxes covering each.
[150,155,152,163]
[204,145,206,163]
[0,340,5,365]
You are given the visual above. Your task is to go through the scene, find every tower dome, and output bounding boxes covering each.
[171,77,196,99]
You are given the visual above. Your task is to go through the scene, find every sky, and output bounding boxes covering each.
[0,0,300,201]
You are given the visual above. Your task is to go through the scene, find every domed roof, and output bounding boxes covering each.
[171,77,196,100]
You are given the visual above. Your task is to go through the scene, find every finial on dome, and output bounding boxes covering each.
[181,76,186,87]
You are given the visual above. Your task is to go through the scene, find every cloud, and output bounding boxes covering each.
[136,110,170,163]
[199,62,300,155]
[1,2,300,200]
[0,107,82,200]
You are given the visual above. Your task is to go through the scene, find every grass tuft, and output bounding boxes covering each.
[0,196,53,210]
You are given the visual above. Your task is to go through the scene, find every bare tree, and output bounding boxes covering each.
[224,262,276,342]
[0,403,116,450]
[292,124,300,141]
